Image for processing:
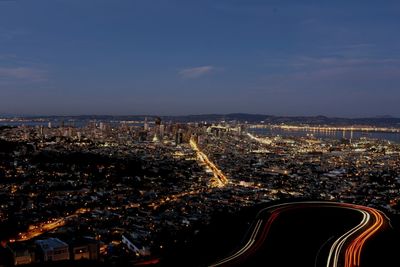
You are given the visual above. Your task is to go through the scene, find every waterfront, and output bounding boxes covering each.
[249,127,400,144]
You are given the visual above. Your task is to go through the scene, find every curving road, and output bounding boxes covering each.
[209,201,388,267]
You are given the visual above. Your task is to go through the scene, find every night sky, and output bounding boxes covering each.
[1,0,399,117]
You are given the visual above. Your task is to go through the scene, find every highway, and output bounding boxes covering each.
[209,201,388,267]
[12,208,90,242]
[190,137,229,187]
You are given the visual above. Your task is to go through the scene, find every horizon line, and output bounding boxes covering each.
[0,113,399,120]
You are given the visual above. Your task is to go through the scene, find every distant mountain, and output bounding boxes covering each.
[374,115,395,119]
[1,113,400,127]
[0,113,22,118]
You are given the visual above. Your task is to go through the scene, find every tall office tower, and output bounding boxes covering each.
[48,122,52,128]
[153,116,162,141]
[159,124,165,139]
[99,122,105,131]
[175,129,183,145]
[144,117,149,131]
[165,121,172,135]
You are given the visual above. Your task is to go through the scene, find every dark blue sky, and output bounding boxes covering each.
[1,0,400,117]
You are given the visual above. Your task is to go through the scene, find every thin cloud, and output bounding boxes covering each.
[286,56,400,69]
[0,67,48,82]
[179,66,215,79]
[0,54,17,60]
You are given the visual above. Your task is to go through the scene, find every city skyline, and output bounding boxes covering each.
[1,1,400,116]
[1,117,399,266]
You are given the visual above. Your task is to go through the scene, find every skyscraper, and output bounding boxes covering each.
[144,117,149,131]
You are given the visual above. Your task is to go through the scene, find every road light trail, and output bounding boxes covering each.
[209,220,263,267]
[210,204,296,266]
[209,201,387,267]
[326,209,370,267]
[190,138,228,187]
[344,208,384,267]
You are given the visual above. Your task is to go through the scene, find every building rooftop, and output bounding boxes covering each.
[35,238,68,250]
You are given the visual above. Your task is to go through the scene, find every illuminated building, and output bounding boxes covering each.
[144,117,149,131]
[35,238,70,262]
